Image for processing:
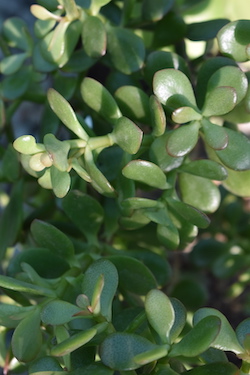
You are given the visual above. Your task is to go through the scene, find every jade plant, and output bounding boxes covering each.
[1,0,250,374]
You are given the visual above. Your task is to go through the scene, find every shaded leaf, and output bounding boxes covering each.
[82,16,106,58]
[0,53,28,75]
[41,300,82,325]
[1,66,32,100]
[44,134,69,171]
[157,222,180,250]
[149,95,166,136]
[142,0,174,21]
[187,19,229,41]
[179,160,227,181]
[172,106,202,124]
[3,17,32,51]
[184,362,239,375]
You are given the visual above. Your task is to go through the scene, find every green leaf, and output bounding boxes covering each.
[12,309,42,362]
[193,308,244,354]
[179,160,227,181]
[0,182,23,261]
[41,300,81,325]
[184,362,239,375]
[145,290,175,344]
[236,318,250,348]
[108,255,157,295]
[142,0,174,21]
[166,121,200,157]
[44,134,70,171]
[206,66,248,105]
[13,135,45,155]
[119,210,151,230]
[47,88,89,140]
[81,77,121,123]
[100,333,157,371]
[111,116,143,154]
[50,166,71,198]
[30,219,74,260]
[179,173,221,214]
[149,95,166,136]
[157,223,180,250]
[29,356,63,374]
[201,119,228,150]
[167,198,210,229]
[0,52,28,75]
[107,26,145,74]
[122,160,170,189]
[82,259,118,321]
[172,106,202,124]
[62,190,104,242]
[153,69,197,112]
[121,197,159,210]
[0,304,34,328]
[217,20,250,62]
[1,145,20,182]
[3,17,32,51]
[169,316,221,358]
[30,4,61,21]
[215,127,250,171]
[169,298,187,343]
[82,16,106,58]
[71,159,92,182]
[150,132,184,172]
[202,86,237,117]
[114,86,150,124]
[1,66,32,100]
[51,322,108,356]
[187,19,229,41]
[134,345,169,366]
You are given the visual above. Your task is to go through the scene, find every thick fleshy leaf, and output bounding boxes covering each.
[142,0,174,21]
[50,166,71,198]
[119,210,151,230]
[179,160,227,181]
[145,290,175,344]
[172,106,202,124]
[167,198,210,229]
[0,53,28,75]
[114,86,150,124]
[169,316,221,358]
[150,132,184,172]
[82,259,118,321]
[0,275,54,296]
[201,119,228,150]
[44,134,70,171]
[202,86,237,117]
[71,159,92,182]
[30,219,74,260]
[111,116,143,154]
[215,127,250,171]
[207,66,248,105]
[157,222,180,250]
[41,300,81,325]
[179,173,221,213]
[187,19,229,41]
[47,88,89,140]
[81,77,121,122]
[149,95,166,136]
[29,356,63,374]
[153,69,196,111]
[169,298,186,343]
[122,160,170,189]
[184,362,239,375]
[121,197,158,210]
[30,4,61,21]
[236,318,250,349]
[0,304,34,328]
[217,20,250,62]
[51,322,108,356]
[168,206,198,249]
[62,190,104,242]
[100,333,157,371]
[108,255,157,295]
[82,16,106,58]
[1,66,32,100]
[3,17,32,51]
[12,309,42,362]
[13,135,45,155]
[166,121,200,157]
[107,27,145,74]
[193,308,244,354]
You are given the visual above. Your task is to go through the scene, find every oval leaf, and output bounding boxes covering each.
[167,121,200,157]
[41,300,81,325]
[179,160,227,181]
[50,166,71,198]
[82,16,106,58]
[202,119,229,150]
[149,95,166,136]
[202,86,237,117]
[111,116,143,154]
[13,135,45,155]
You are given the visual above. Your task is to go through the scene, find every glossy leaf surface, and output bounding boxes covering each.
[166,121,200,157]
[179,160,227,181]
[202,86,237,117]
[149,95,166,136]
[202,119,228,150]
[112,116,143,154]
[82,16,106,58]
[50,166,71,198]
[122,160,169,189]
[172,106,202,124]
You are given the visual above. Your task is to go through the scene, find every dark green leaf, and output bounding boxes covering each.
[187,19,229,41]
[157,222,180,250]
[29,356,63,374]
[202,119,228,150]
[62,190,104,242]
[179,160,227,180]
[236,318,250,348]
[107,26,145,74]
[184,362,239,375]
[169,298,187,343]
[142,0,174,21]
[122,160,170,189]
[166,121,200,157]
[217,20,250,62]
[108,255,157,295]
[100,333,157,370]
[149,95,166,136]
[1,66,32,100]
[3,17,32,51]
[169,316,221,358]
[82,16,106,58]
[121,197,158,210]
[0,304,34,328]
[12,309,42,362]
[119,210,151,230]
[41,300,82,325]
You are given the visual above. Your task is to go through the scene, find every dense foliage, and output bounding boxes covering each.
[0,0,250,374]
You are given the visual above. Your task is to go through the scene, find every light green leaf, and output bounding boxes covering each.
[81,77,122,123]
[82,16,106,58]
[169,316,221,358]
[13,135,45,155]
[122,160,170,189]
[145,290,175,344]
[121,197,159,210]
[0,53,28,75]
[166,121,200,157]
[50,166,71,198]
[44,134,69,171]
[111,116,143,154]
[0,274,55,297]
[153,69,197,111]
[47,88,89,140]
[71,159,92,182]
[193,308,244,354]
[3,17,32,51]
[179,160,227,181]
[172,106,202,124]
[12,309,42,362]
[202,86,237,117]
[107,26,145,74]
[100,333,157,371]
[201,119,228,150]
[30,4,61,21]
[149,95,166,136]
